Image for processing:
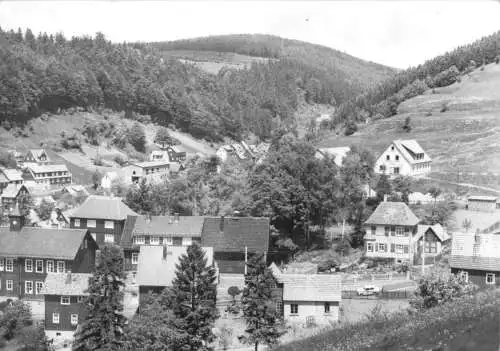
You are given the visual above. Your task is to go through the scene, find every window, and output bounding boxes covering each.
[393,167,400,175]
[74,219,80,227]
[367,243,373,252]
[172,237,183,246]
[47,260,54,273]
[25,281,33,294]
[183,237,192,246]
[87,220,96,228]
[52,313,60,324]
[395,155,399,161]
[35,281,43,295]
[6,280,13,291]
[104,234,114,244]
[104,220,114,229]
[404,227,410,236]
[391,146,395,151]
[378,243,386,252]
[425,241,437,254]
[386,155,390,161]
[486,273,495,285]
[370,226,376,235]
[324,302,331,313]
[61,296,70,305]
[71,314,78,325]
[150,236,159,245]
[0,258,4,271]
[276,300,283,313]
[460,271,469,282]
[290,304,298,314]
[379,165,386,172]
[395,244,405,254]
[384,226,390,236]
[25,259,33,272]
[390,226,396,236]
[134,236,145,245]
[77,296,85,303]
[396,227,404,236]
[57,261,65,273]
[164,237,173,245]
[35,260,43,273]
[131,252,139,264]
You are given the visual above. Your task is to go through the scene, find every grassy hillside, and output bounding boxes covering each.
[319,63,500,193]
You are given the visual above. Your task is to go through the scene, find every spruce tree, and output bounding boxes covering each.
[163,243,218,350]
[239,254,285,351]
[73,245,127,351]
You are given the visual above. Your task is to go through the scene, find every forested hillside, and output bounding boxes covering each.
[0,28,395,143]
[334,31,500,125]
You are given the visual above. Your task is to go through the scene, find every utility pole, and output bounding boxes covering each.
[421,230,425,275]
[244,246,248,275]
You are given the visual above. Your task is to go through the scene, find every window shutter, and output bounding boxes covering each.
[375,244,378,252]
[404,246,409,254]
[391,244,395,252]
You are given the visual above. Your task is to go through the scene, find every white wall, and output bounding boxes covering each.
[364,224,416,260]
[374,143,431,177]
[284,300,339,326]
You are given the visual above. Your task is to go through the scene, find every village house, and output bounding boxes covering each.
[69,195,137,246]
[41,272,92,340]
[0,169,24,189]
[414,223,450,263]
[450,232,500,288]
[201,216,270,274]
[120,161,171,184]
[1,184,29,213]
[135,245,214,306]
[0,207,98,299]
[272,269,342,325]
[374,140,432,177]
[120,214,205,270]
[166,145,187,163]
[23,164,72,186]
[23,149,51,166]
[364,200,420,263]
[466,195,500,212]
[315,147,351,167]
[149,150,169,162]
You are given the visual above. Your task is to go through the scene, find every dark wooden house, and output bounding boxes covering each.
[0,207,98,299]
[70,195,137,247]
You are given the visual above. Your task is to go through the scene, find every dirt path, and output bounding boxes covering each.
[423,176,500,194]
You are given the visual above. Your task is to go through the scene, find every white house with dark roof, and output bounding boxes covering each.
[450,232,500,288]
[374,140,432,177]
[120,160,171,185]
[23,164,72,186]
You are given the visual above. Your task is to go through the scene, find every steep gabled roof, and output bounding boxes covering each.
[132,215,205,237]
[70,195,137,220]
[0,227,89,259]
[277,274,342,302]
[41,273,92,296]
[364,201,420,226]
[2,169,23,182]
[201,216,270,253]
[27,164,69,174]
[392,140,432,164]
[451,232,500,272]
[1,184,28,199]
[26,149,50,162]
[416,223,449,242]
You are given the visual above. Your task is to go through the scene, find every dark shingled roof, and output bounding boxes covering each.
[450,255,500,272]
[132,215,205,238]
[364,201,420,226]
[201,216,270,253]
[0,227,89,259]
[71,195,137,220]
[41,273,92,296]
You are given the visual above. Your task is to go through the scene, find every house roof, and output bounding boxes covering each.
[0,172,8,183]
[2,169,23,182]
[41,273,92,296]
[392,140,432,164]
[0,227,89,259]
[27,164,69,174]
[169,146,183,154]
[277,274,342,302]
[1,184,27,199]
[201,216,270,253]
[451,232,500,259]
[467,195,497,202]
[70,195,137,220]
[132,215,205,237]
[416,224,449,242]
[450,255,500,272]
[136,245,214,287]
[132,161,170,168]
[364,201,420,226]
[26,149,50,162]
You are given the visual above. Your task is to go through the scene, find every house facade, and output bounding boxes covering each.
[201,216,270,274]
[374,140,432,177]
[466,196,500,212]
[136,245,214,306]
[166,146,186,163]
[450,232,500,288]
[1,184,29,213]
[364,201,421,263]
[414,224,450,264]
[275,273,341,325]
[0,209,98,299]
[121,161,171,184]
[41,273,92,340]
[120,214,205,271]
[0,169,24,189]
[69,195,137,247]
[23,164,72,186]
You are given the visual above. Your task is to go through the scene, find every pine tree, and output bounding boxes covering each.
[375,174,392,203]
[73,245,127,351]
[239,254,285,351]
[163,243,219,350]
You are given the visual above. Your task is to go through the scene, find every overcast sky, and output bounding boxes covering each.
[1,1,499,69]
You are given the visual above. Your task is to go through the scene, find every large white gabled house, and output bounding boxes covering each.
[374,140,431,177]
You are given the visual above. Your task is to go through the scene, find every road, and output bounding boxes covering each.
[423,176,500,194]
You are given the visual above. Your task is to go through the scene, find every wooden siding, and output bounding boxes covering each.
[44,295,87,331]
[70,218,125,247]
[451,268,500,288]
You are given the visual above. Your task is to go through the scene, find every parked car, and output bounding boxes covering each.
[357,285,381,296]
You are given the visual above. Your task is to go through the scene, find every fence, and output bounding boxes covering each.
[342,272,408,285]
[342,289,414,300]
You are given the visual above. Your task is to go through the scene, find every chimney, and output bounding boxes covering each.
[174,213,179,224]
[220,215,225,232]
[383,194,388,202]
[9,203,25,232]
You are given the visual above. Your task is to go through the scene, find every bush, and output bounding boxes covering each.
[127,122,146,153]
[60,131,82,150]
[432,65,460,88]
[0,151,17,168]
[401,116,412,132]
[344,122,357,136]
[0,300,33,340]
[114,155,127,166]
[227,286,241,301]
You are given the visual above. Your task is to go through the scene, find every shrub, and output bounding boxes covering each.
[433,65,460,88]
[127,122,146,153]
[0,300,33,340]
[344,122,357,136]
[402,116,412,132]
[60,131,82,151]
[225,301,241,315]
[0,151,17,168]
[114,155,127,166]
[227,286,241,301]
